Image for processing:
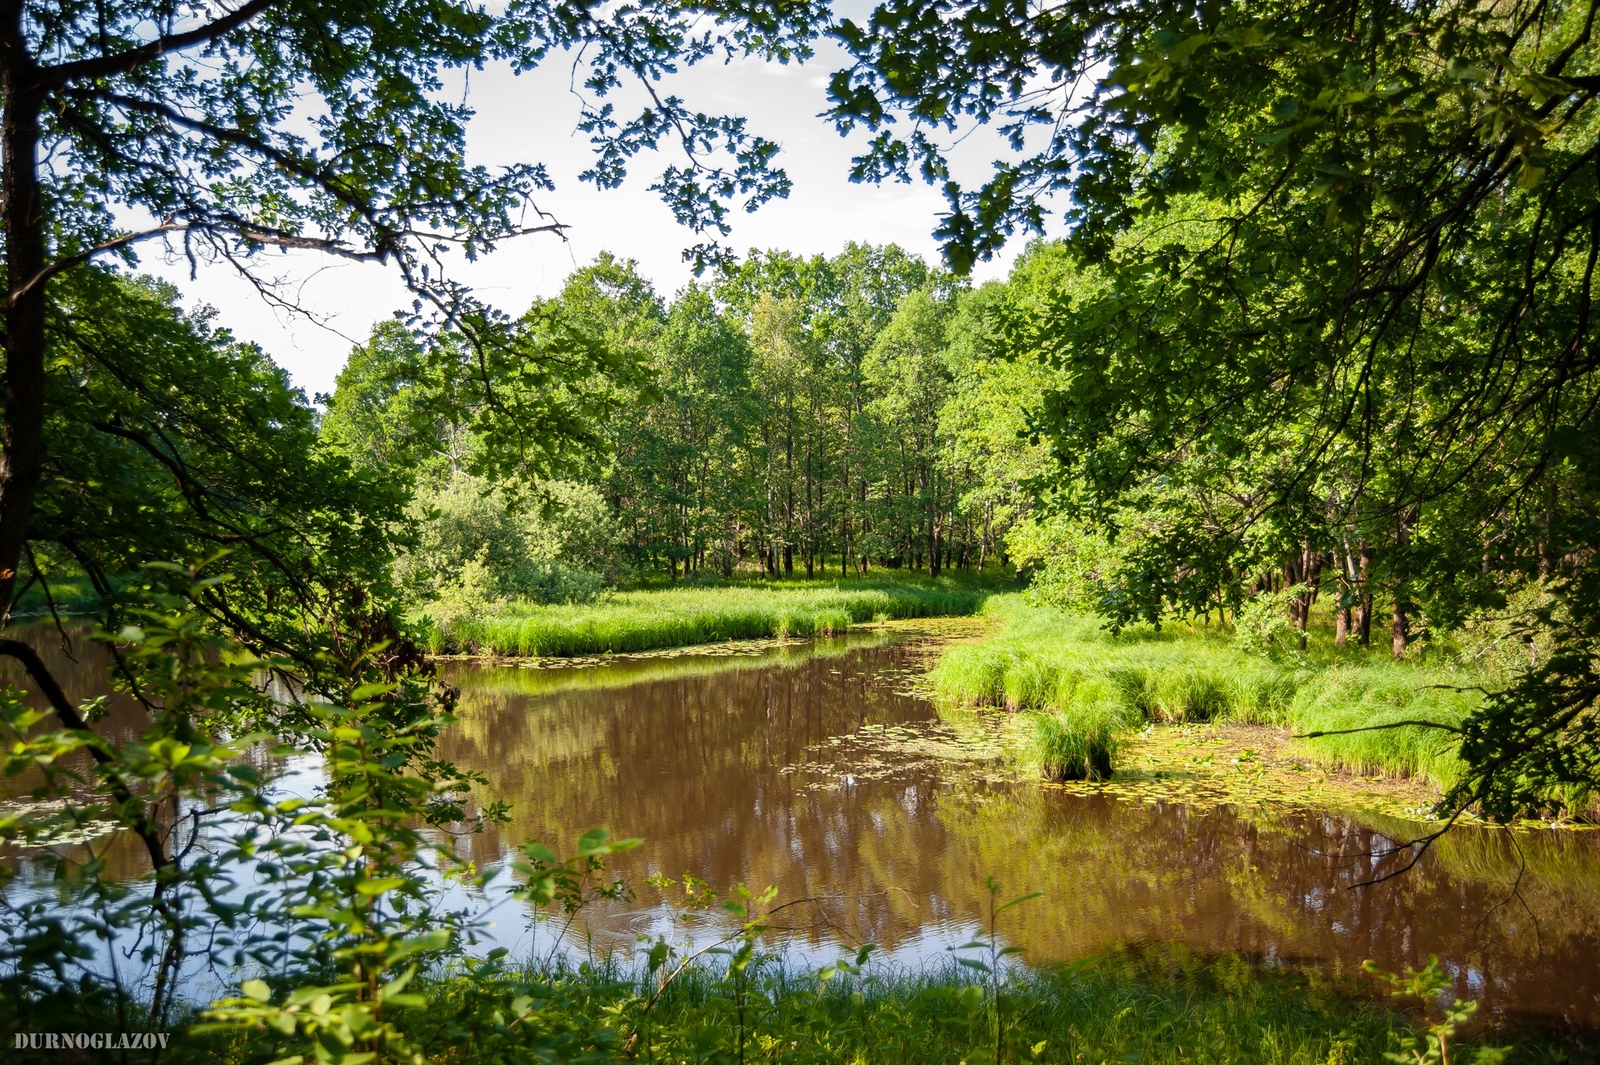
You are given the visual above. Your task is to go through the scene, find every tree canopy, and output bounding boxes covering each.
[823,0,1600,818]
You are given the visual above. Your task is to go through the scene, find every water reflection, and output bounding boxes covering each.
[438,635,1600,1027]
[4,625,1598,1026]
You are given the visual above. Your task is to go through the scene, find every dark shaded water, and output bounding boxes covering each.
[437,632,1600,1029]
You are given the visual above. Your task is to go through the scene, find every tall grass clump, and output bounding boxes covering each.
[1284,664,1478,790]
[1031,700,1135,781]
[931,595,1490,789]
[425,577,993,657]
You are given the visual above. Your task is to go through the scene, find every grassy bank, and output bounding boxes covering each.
[423,576,998,657]
[62,947,1567,1064]
[389,948,1540,1065]
[931,596,1482,791]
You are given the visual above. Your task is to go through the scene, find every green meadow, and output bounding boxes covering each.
[423,576,998,657]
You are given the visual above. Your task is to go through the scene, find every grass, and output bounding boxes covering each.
[10,574,105,617]
[423,575,1000,657]
[383,946,1577,1064]
[18,945,1579,1063]
[930,595,1488,792]
[1032,697,1132,781]
[440,629,891,700]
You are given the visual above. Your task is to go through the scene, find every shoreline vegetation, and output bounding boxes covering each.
[420,575,1001,657]
[357,947,1559,1064]
[46,944,1576,1063]
[929,595,1597,823]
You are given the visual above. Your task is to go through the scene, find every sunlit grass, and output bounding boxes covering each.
[425,576,999,657]
[931,596,1489,789]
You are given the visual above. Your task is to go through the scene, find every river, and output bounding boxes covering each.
[4,623,1599,1028]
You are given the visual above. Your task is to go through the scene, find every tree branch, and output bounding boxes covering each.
[42,0,283,87]
[0,638,172,873]
[11,220,189,303]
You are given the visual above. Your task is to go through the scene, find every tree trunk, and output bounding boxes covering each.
[1334,544,1355,647]
[0,42,46,621]
[1391,510,1415,659]
[1355,542,1374,648]
[978,500,991,571]
[1295,547,1322,650]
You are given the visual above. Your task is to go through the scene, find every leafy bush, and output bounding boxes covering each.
[1007,512,1119,613]
[398,474,611,623]
[1232,584,1308,658]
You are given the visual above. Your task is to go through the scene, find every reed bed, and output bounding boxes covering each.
[931,596,1486,789]
[425,579,992,657]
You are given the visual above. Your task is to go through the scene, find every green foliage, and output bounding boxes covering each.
[324,245,1045,590]
[1363,957,1510,1065]
[12,0,825,320]
[818,0,1600,813]
[380,945,1530,1065]
[1007,512,1119,614]
[29,271,411,672]
[394,474,612,619]
[1232,585,1310,659]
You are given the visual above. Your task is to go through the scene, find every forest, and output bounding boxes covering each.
[2,0,1599,1060]
[319,246,1042,599]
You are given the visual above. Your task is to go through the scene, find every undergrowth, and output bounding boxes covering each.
[147,946,1560,1065]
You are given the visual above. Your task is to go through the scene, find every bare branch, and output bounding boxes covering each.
[1299,718,1467,739]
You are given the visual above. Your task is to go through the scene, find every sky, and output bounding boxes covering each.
[141,40,1047,400]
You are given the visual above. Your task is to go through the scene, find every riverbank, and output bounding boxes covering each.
[422,575,1002,657]
[928,596,1539,813]
[115,946,1574,1064]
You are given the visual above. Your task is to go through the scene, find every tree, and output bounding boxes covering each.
[0,0,832,956]
[938,267,1056,574]
[0,0,825,632]
[27,268,409,666]
[830,0,1600,811]
[863,287,956,572]
[717,243,939,574]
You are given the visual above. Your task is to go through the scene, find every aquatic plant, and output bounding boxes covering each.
[1031,704,1130,781]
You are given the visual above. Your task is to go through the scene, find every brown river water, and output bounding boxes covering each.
[435,628,1600,1030]
[6,624,1600,1029]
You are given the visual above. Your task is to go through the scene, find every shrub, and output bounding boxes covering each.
[400,474,610,629]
